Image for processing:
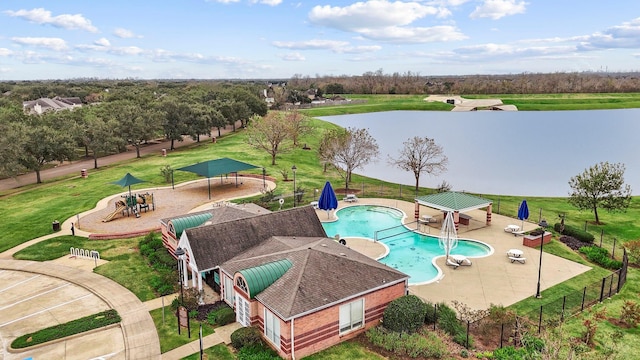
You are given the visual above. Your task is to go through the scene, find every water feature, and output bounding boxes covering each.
[319,109,640,197]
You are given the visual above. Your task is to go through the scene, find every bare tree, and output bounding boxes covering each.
[318,128,343,173]
[324,127,379,191]
[245,112,291,165]
[284,110,310,146]
[389,136,448,191]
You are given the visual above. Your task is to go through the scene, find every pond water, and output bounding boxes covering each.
[319,109,640,197]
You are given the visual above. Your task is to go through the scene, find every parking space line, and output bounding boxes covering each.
[0,293,93,328]
[0,275,41,294]
[0,283,71,311]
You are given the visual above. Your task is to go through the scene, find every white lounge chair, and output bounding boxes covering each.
[448,254,472,269]
[504,225,520,233]
[344,194,358,202]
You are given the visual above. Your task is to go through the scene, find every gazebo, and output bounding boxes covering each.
[414,191,493,231]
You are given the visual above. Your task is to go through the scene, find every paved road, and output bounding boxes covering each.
[0,124,241,192]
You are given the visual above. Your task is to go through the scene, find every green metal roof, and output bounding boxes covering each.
[415,191,492,213]
[170,213,213,238]
[177,157,259,178]
[239,259,292,299]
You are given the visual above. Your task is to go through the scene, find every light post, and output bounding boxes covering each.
[262,167,266,189]
[291,165,297,207]
[535,219,548,298]
[175,247,185,305]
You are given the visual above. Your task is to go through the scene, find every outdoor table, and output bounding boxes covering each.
[507,249,524,258]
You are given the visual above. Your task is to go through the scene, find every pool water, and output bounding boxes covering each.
[322,205,493,284]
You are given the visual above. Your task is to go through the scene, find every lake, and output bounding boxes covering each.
[318,109,640,197]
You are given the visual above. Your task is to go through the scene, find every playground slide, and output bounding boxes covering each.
[102,202,127,222]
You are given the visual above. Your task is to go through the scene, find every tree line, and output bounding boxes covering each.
[0,83,268,182]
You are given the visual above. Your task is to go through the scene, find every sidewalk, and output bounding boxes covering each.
[0,122,242,192]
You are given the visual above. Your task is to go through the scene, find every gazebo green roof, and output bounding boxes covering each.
[239,259,293,299]
[170,213,213,238]
[415,191,492,213]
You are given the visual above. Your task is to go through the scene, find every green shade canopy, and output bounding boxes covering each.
[176,158,260,199]
[110,173,147,198]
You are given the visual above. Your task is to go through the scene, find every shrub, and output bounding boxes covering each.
[382,295,428,333]
[579,246,623,269]
[437,303,463,336]
[231,326,263,350]
[559,235,591,251]
[365,326,449,358]
[424,302,438,324]
[623,240,640,265]
[236,344,281,360]
[208,306,236,326]
[620,301,640,327]
[492,346,530,360]
[554,223,594,243]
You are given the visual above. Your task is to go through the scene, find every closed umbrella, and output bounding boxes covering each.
[517,199,529,231]
[317,181,338,219]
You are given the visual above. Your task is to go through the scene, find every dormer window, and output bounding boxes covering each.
[236,276,248,293]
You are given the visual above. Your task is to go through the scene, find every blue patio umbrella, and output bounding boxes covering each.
[318,181,338,219]
[517,199,529,230]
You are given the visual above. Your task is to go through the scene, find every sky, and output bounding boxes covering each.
[1,0,640,80]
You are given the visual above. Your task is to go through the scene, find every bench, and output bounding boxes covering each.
[509,256,526,264]
[459,213,472,225]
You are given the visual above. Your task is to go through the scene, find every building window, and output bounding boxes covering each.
[264,308,280,348]
[223,275,234,304]
[236,276,248,293]
[339,298,364,334]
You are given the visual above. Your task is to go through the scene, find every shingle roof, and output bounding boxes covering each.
[221,237,408,320]
[161,203,268,227]
[184,206,326,271]
[415,191,492,213]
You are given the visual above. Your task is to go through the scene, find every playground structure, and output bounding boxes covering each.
[103,192,155,222]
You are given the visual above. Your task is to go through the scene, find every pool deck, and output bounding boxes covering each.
[317,198,592,311]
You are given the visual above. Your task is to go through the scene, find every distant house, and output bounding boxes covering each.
[22,96,82,115]
[166,206,409,359]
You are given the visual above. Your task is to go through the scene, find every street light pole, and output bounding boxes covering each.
[262,167,266,189]
[175,247,185,304]
[535,219,548,298]
[291,165,297,207]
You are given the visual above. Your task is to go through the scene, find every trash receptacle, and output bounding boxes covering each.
[52,220,60,232]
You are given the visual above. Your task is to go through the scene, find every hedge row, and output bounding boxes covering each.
[12,309,121,349]
[579,246,623,270]
[554,223,594,243]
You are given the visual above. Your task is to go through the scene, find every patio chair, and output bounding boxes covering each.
[344,194,358,202]
[448,254,472,268]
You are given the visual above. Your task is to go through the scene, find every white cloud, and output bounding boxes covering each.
[207,0,241,3]
[94,38,111,47]
[5,8,98,32]
[470,0,527,20]
[109,46,145,56]
[113,28,142,39]
[308,1,462,43]
[279,52,305,61]
[578,17,640,50]
[250,0,282,5]
[12,37,68,51]
[272,39,350,50]
[0,48,14,56]
[309,1,443,31]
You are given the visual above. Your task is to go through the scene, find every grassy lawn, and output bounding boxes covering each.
[4,93,640,358]
[181,344,236,360]
[150,308,217,353]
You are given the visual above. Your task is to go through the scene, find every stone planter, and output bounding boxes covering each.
[522,231,552,248]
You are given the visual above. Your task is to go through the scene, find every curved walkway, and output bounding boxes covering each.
[0,260,160,359]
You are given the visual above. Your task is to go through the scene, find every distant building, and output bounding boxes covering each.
[22,96,83,115]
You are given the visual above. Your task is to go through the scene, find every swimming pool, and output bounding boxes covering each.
[322,205,493,284]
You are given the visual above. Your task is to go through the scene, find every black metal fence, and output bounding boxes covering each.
[459,249,628,350]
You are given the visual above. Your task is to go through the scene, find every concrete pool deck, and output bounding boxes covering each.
[318,198,592,311]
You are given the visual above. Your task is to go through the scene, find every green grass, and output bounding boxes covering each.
[301,340,386,359]
[14,236,161,301]
[5,93,640,359]
[181,344,235,360]
[149,308,217,353]
[11,309,121,349]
